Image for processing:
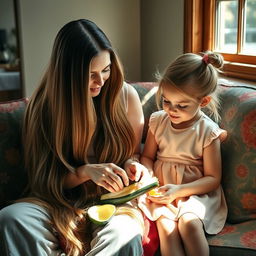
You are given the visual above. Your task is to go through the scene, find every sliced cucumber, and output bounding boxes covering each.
[100,177,159,205]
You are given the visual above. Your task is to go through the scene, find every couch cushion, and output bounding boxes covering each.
[0,98,28,209]
[218,84,256,223]
[207,220,256,256]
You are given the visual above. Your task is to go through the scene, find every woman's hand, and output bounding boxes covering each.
[77,163,129,192]
[147,184,181,205]
[124,159,152,182]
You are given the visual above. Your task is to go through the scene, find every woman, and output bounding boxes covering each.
[0,19,146,256]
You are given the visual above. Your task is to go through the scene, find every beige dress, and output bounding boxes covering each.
[138,110,228,234]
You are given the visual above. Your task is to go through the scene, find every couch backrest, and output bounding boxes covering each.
[0,98,28,209]
[217,84,256,223]
[131,81,256,224]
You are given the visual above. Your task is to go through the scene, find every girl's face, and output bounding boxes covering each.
[89,50,111,97]
[161,83,203,129]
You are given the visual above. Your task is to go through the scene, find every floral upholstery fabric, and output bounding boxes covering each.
[218,84,256,223]
[0,98,28,209]
[208,220,256,256]
[131,81,256,255]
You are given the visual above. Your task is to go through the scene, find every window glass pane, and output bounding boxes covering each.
[215,0,238,53]
[242,0,256,55]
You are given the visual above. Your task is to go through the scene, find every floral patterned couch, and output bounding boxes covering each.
[0,80,256,256]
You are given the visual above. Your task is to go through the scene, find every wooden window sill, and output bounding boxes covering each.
[219,74,256,88]
[222,62,256,82]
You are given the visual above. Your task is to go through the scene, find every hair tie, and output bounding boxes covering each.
[202,54,209,64]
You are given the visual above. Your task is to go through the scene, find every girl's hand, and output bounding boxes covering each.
[147,184,181,204]
[124,159,151,182]
[79,163,129,192]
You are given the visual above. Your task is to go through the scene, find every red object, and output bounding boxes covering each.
[142,215,160,256]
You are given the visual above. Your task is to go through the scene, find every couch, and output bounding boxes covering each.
[0,80,256,256]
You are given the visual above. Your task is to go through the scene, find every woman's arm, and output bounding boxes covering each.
[65,84,143,189]
[64,163,129,192]
[124,84,152,181]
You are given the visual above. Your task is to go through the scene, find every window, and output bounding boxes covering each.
[184,0,256,81]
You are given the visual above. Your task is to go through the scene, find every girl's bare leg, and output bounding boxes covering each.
[178,213,209,256]
[156,216,185,256]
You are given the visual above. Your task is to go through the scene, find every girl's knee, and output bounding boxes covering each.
[157,216,178,236]
[178,213,203,236]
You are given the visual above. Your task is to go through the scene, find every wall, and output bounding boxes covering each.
[0,0,17,60]
[141,0,184,81]
[17,0,184,96]
[0,0,15,42]
[17,0,141,96]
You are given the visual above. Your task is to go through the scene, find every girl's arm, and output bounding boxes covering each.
[140,129,158,177]
[150,138,222,203]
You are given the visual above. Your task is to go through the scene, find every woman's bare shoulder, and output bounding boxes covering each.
[123,81,139,98]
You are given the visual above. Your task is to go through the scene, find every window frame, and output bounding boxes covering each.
[184,0,256,81]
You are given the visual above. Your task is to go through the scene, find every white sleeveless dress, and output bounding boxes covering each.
[138,110,228,234]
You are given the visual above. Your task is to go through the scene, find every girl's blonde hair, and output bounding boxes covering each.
[22,19,136,255]
[156,51,224,122]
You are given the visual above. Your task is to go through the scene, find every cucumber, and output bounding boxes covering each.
[99,177,159,205]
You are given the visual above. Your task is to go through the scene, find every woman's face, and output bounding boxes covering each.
[89,50,111,97]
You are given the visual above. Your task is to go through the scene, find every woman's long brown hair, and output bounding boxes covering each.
[22,19,136,255]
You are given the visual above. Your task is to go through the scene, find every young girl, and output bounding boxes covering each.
[139,52,228,256]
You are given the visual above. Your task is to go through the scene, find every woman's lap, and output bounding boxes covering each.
[88,214,143,256]
[0,202,143,256]
[0,202,61,256]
